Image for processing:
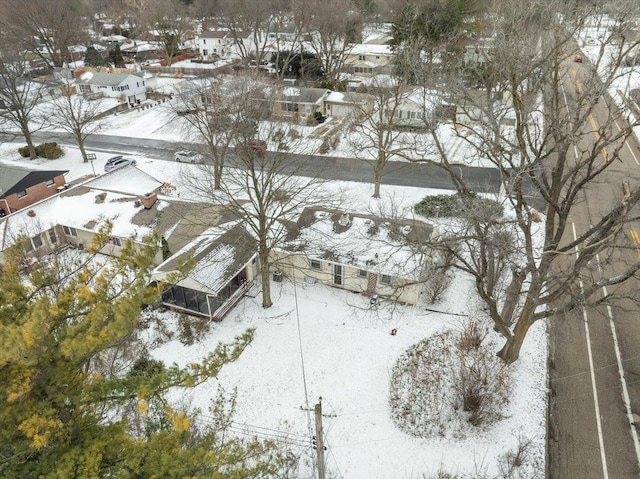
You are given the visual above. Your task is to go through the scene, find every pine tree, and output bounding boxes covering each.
[0,225,290,478]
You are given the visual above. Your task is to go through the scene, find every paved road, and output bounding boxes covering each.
[2,131,502,194]
[548,58,640,478]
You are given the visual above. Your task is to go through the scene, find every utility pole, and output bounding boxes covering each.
[314,397,326,479]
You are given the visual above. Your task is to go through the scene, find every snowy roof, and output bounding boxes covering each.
[277,87,329,104]
[348,43,393,55]
[76,71,146,86]
[86,166,163,196]
[0,166,167,251]
[153,221,256,294]
[324,91,370,105]
[283,208,432,280]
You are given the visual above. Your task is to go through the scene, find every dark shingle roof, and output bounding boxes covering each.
[0,164,67,197]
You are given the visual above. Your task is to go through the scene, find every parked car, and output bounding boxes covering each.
[175,150,205,164]
[104,157,137,172]
[574,55,583,63]
[235,139,267,156]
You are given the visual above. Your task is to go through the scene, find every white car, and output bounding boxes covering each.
[174,150,205,164]
[104,157,137,172]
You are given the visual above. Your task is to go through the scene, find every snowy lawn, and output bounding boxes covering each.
[145,271,546,479]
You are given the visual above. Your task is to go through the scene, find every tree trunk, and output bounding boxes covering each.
[259,251,273,308]
[497,312,535,364]
[23,128,37,160]
[78,138,88,163]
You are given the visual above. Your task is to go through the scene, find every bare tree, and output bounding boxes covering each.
[218,0,277,63]
[413,0,640,362]
[173,76,263,189]
[0,50,46,159]
[0,0,87,68]
[133,0,191,66]
[49,88,104,163]
[307,0,362,80]
[183,88,327,308]
[347,79,422,198]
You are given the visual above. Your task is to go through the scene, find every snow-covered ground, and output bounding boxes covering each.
[3,15,640,479]
[0,145,547,478]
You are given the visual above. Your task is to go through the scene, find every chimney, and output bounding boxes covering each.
[141,192,157,209]
[338,213,351,227]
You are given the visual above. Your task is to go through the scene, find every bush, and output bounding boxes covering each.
[389,320,512,438]
[36,142,63,159]
[414,192,503,221]
[18,142,64,159]
[313,111,326,124]
[177,313,211,346]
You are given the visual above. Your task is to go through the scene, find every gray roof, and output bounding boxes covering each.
[0,164,68,198]
[278,87,330,104]
[78,71,144,86]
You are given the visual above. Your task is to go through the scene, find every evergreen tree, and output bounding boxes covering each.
[0,225,290,477]
[84,46,107,67]
[109,44,124,67]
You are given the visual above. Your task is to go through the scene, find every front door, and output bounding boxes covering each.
[333,264,343,286]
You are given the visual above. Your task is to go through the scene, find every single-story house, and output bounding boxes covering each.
[151,221,259,320]
[322,91,373,119]
[275,207,433,305]
[272,86,330,120]
[0,164,68,215]
[76,70,150,105]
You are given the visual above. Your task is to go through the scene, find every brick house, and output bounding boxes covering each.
[0,164,68,216]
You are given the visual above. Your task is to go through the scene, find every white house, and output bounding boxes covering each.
[196,30,253,60]
[322,91,372,119]
[76,71,151,105]
[275,207,433,305]
[344,43,394,76]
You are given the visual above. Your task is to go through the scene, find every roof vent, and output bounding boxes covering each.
[338,213,351,226]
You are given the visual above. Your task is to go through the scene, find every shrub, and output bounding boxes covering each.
[313,111,326,124]
[36,142,64,159]
[18,146,31,157]
[177,313,211,345]
[389,322,512,438]
[414,192,503,221]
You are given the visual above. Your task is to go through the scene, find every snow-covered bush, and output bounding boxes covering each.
[389,320,512,438]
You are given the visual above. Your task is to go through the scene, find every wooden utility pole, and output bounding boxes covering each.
[314,398,326,479]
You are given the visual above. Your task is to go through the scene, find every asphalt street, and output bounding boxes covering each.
[0,131,502,194]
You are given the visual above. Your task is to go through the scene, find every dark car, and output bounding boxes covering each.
[104,157,137,172]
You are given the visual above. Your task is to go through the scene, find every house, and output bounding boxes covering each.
[344,43,394,76]
[272,86,330,120]
[76,71,150,105]
[322,91,372,119]
[0,164,68,216]
[0,166,258,321]
[152,220,259,320]
[275,207,433,305]
[196,30,253,60]
[385,87,454,128]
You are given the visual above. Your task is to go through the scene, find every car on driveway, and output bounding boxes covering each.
[175,150,205,164]
[574,55,583,63]
[104,157,137,172]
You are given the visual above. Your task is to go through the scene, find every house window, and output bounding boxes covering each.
[358,55,366,61]
[32,235,43,248]
[358,269,368,278]
[48,229,57,244]
[46,178,55,187]
[376,55,380,59]
[203,49,208,56]
[108,236,122,247]
[203,39,206,44]
[63,225,77,236]
[380,274,392,285]
[310,259,322,270]
[17,190,27,198]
